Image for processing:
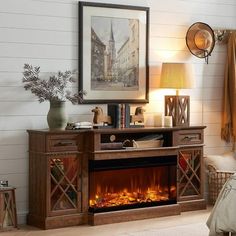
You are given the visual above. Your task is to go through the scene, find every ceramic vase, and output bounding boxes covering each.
[47,100,67,130]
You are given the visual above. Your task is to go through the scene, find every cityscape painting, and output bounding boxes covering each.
[79,2,149,103]
[91,16,139,91]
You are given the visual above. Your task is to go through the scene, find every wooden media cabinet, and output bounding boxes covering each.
[27,126,206,229]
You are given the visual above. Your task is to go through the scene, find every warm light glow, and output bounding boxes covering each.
[89,185,176,209]
[89,165,177,210]
[194,30,212,50]
[160,63,195,92]
[156,51,179,60]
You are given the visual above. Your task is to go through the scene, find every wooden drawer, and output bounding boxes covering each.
[46,134,78,152]
[173,129,203,146]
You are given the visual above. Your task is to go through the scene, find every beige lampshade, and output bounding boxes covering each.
[160,63,195,90]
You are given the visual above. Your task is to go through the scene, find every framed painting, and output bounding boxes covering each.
[79,1,149,104]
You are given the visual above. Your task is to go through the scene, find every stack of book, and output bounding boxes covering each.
[66,122,93,129]
[108,104,130,128]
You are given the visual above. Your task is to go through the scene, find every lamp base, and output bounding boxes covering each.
[164,95,190,127]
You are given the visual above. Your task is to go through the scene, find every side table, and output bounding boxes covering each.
[0,187,18,231]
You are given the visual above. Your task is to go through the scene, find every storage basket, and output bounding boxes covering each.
[208,164,235,204]
[133,139,163,149]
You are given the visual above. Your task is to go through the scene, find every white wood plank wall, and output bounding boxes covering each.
[0,0,235,223]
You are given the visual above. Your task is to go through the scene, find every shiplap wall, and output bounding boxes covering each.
[0,0,235,223]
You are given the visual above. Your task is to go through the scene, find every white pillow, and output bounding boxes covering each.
[205,151,236,172]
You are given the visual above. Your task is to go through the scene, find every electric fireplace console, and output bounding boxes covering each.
[27,126,206,229]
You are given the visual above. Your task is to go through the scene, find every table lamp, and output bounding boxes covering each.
[160,63,195,126]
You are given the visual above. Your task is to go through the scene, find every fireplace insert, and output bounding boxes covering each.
[89,156,177,213]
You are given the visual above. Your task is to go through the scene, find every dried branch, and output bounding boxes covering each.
[22,64,86,103]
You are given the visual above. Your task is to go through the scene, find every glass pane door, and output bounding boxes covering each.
[178,149,201,199]
[50,155,80,212]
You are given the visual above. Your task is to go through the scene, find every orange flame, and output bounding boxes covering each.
[90,185,176,208]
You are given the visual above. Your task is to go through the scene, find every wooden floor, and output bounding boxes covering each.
[0,208,212,236]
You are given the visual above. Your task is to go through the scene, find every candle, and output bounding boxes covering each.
[164,116,173,127]
[154,114,163,127]
[145,115,154,127]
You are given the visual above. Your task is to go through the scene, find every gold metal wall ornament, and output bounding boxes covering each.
[186,22,215,64]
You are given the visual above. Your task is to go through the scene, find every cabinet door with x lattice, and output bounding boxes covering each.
[49,154,81,215]
[178,147,203,201]
[27,131,86,229]
[173,128,205,211]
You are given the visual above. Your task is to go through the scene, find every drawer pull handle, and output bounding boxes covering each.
[56,141,74,146]
[182,135,198,141]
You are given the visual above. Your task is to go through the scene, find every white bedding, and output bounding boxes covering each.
[207,174,236,236]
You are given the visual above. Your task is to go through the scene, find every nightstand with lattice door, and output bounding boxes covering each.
[0,187,18,231]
